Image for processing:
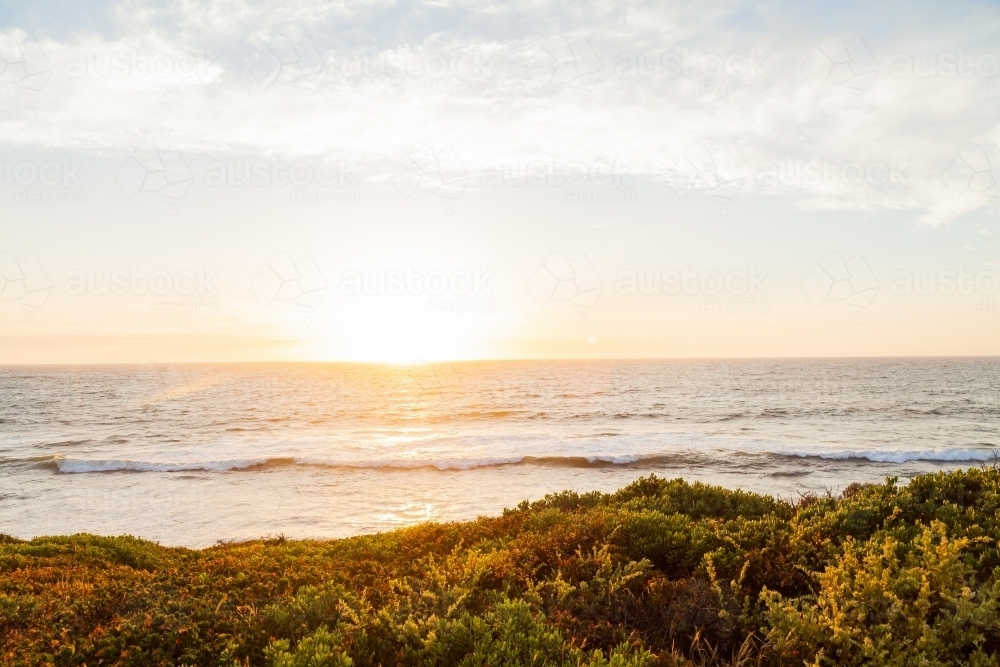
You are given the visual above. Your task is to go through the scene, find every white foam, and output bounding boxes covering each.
[44,446,997,475]
[297,456,528,471]
[586,454,641,464]
[776,448,997,463]
[54,457,268,474]
[48,453,650,474]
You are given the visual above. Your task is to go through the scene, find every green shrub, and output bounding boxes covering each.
[6,469,1000,666]
[765,520,1000,666]
[266,626,354,667]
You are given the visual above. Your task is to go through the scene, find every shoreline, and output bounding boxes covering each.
[3,461,988,549]
[5,468,1000,665]
[4,461,993,549]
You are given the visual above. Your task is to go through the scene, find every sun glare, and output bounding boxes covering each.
[333,304,487,363]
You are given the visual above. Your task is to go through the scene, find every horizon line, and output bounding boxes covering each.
[2,354,998,367]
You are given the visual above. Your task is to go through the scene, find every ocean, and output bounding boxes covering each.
[1,359,998,546]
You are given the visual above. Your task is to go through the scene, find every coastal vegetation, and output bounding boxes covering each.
[4,467,1000,665]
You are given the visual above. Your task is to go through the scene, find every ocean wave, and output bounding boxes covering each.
[44,456,274,474]
[19,447,1000,475]
[903,406,950,416]
[40,454,656,474]
[774,448,998,463]
[38,439,93,448]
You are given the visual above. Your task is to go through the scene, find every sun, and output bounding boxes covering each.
[329,301,490,363]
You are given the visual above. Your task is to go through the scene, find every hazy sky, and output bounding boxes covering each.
[0,0,998,363]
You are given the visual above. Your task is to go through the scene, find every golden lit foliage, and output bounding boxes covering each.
[4,469,1000,665]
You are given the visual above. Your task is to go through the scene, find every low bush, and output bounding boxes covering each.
[4,468,1000,665]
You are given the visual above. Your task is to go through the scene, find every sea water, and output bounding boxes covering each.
[1,359,998,546]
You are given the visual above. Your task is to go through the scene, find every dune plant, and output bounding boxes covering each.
[4,468,1000,665]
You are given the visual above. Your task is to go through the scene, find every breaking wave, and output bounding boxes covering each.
[27,446,999,474]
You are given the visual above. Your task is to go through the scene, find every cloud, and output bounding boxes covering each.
[0,0,998,223]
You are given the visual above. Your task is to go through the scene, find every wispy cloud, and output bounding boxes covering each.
[1,0,998,223]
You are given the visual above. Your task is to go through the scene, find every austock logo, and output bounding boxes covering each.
[667,144,743,214]
[1,156,86,205]
[944,144,998,204]
[340,265,495,315]
[204,158,360,204]
[0,32,51,90]
[802,252,879,322]
[0,251,52,318]
[891,267,998,314]
[802,35,879,97]
[251,253,328,318]
[64,266,221,314]
[614,48,769,97]
[116,149,193,203]
[526,252,603,324]
[479,156,636,205]
[616,266,770,314]
[63,48,221,96]
[250,33,325,91]
[392,144,469,210]
[542,36,603,90]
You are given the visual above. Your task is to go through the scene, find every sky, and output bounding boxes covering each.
[0,0,998,363]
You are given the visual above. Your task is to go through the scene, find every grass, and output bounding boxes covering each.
[3,467,1000,665]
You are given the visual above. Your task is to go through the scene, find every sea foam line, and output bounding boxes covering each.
[774,448,998,464]
[42,454,646,474]
[29,447,999,474]
[49,457,272,474]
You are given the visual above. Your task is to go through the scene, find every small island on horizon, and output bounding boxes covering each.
[3,467,1000,666]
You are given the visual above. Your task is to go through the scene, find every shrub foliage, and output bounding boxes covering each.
[4,469,1000,665]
